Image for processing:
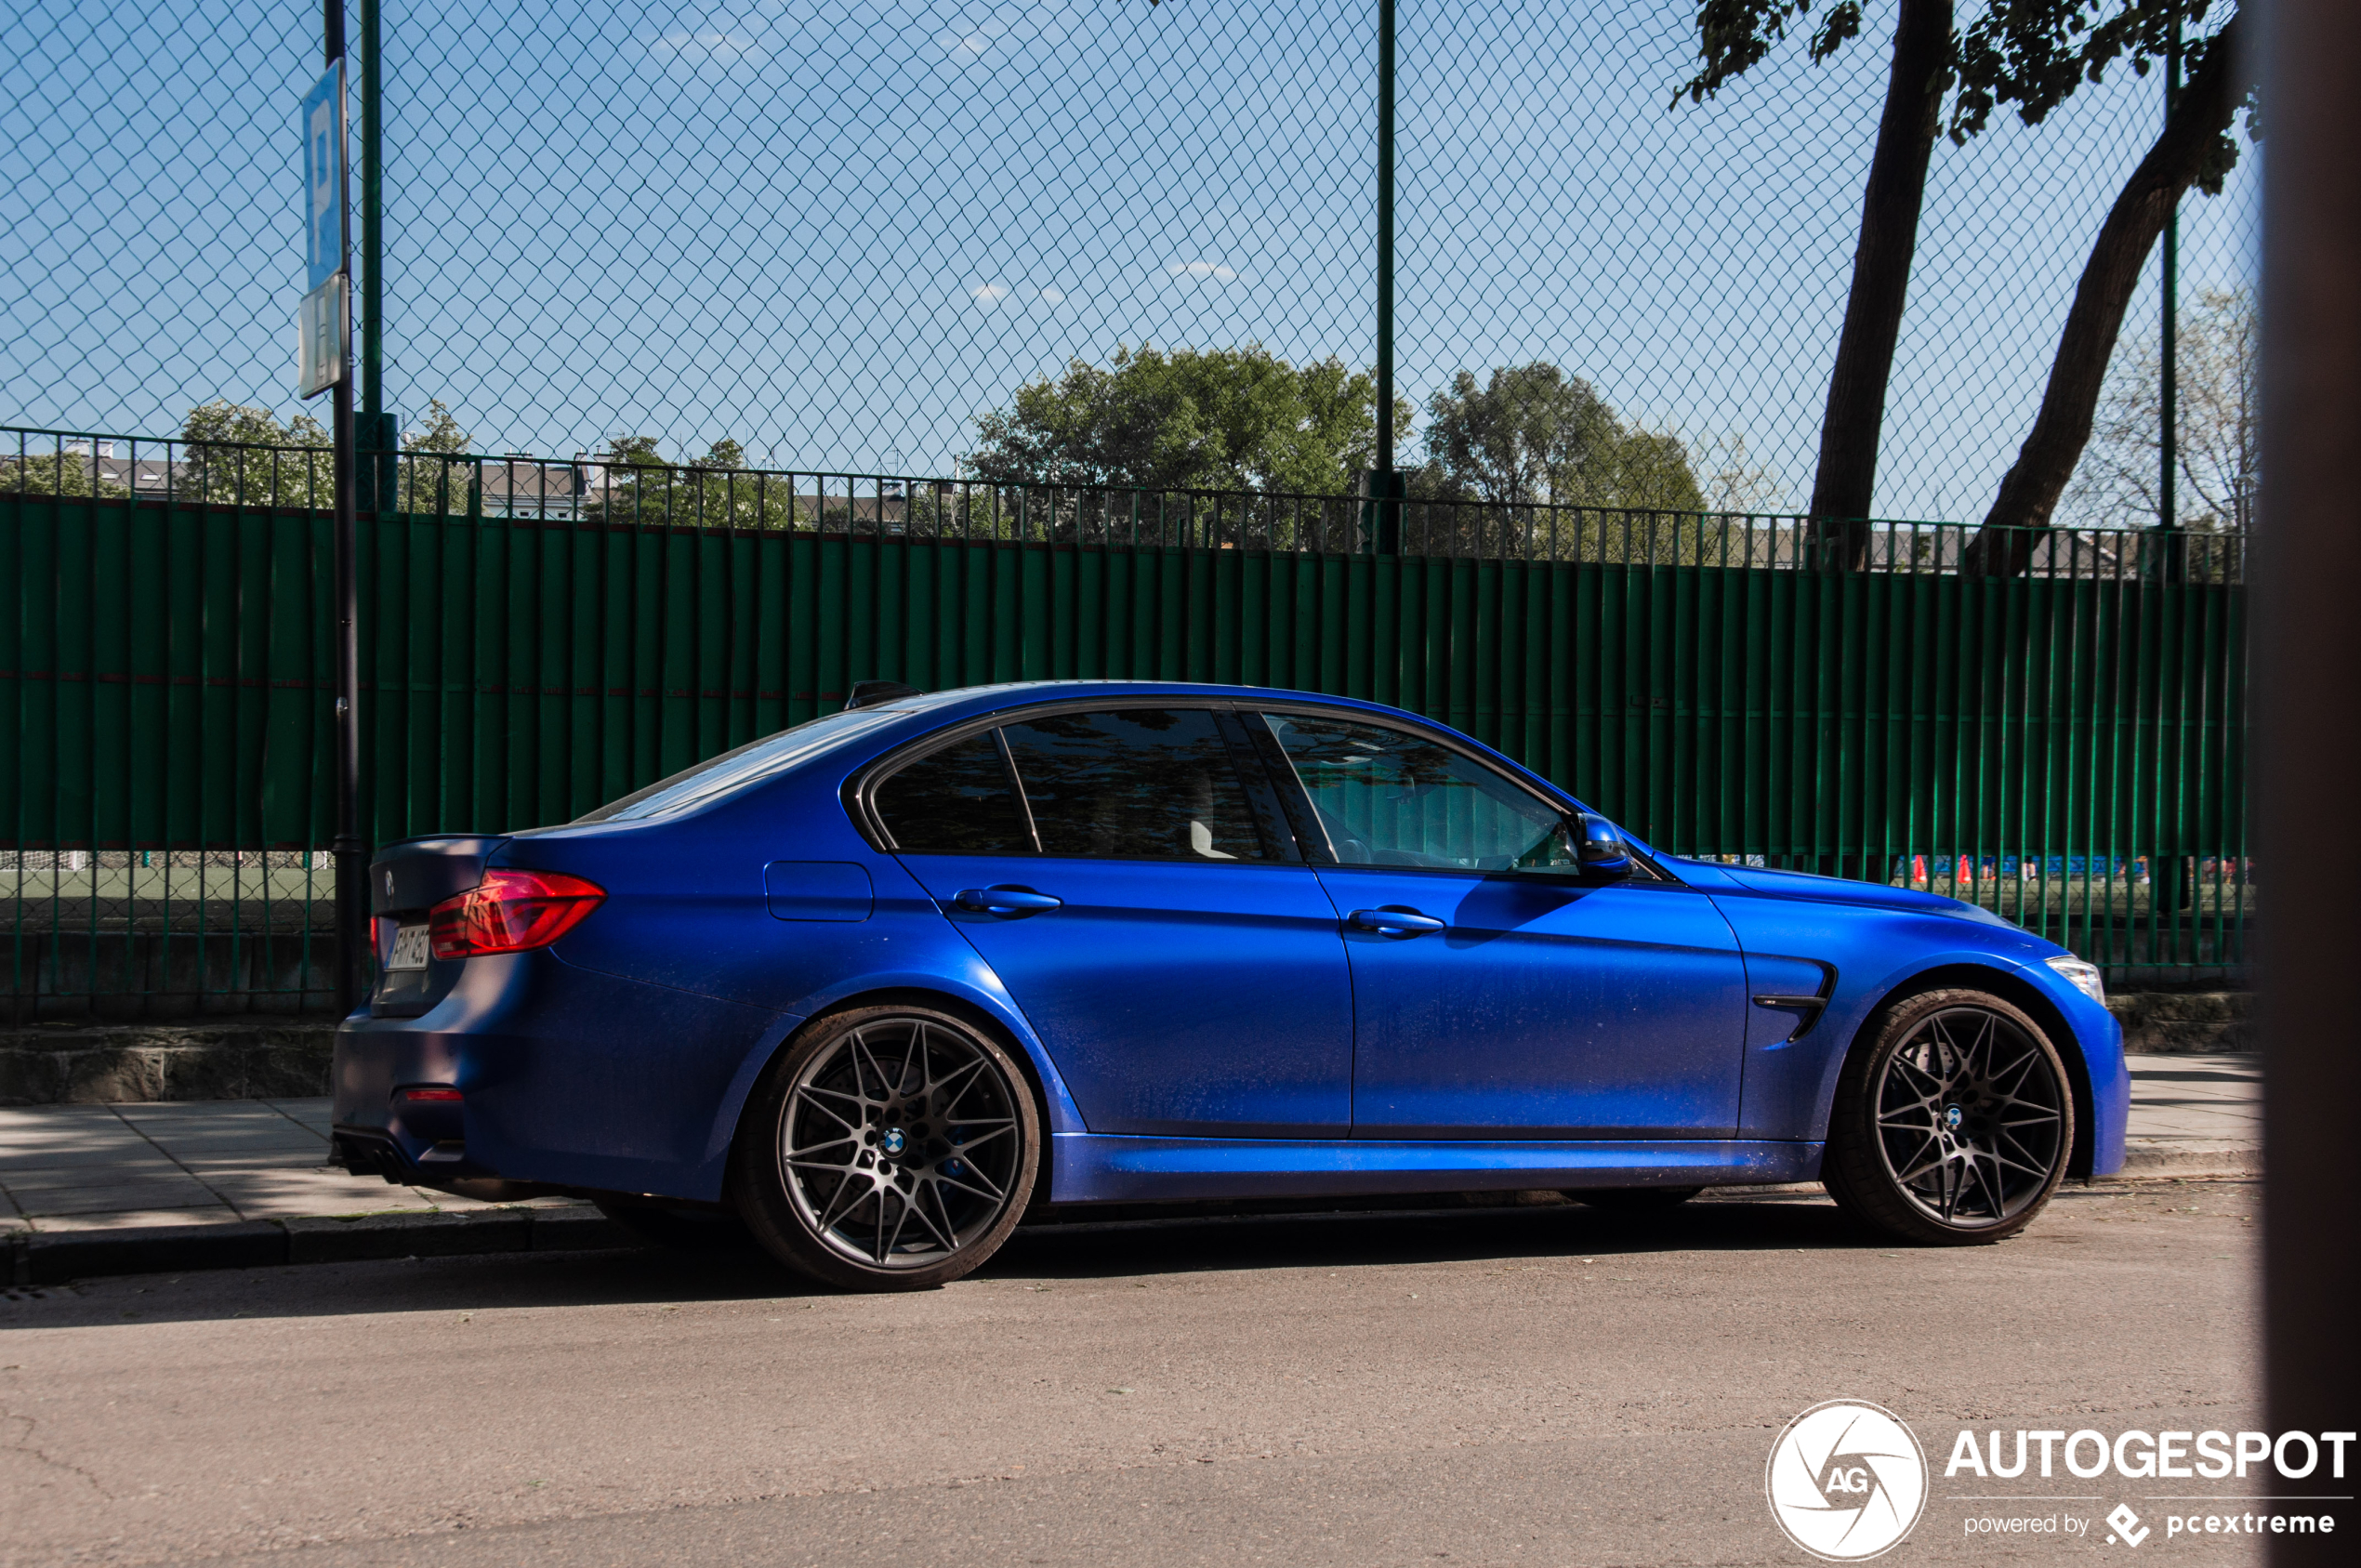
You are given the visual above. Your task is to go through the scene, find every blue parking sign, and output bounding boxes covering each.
[302,65,343,291]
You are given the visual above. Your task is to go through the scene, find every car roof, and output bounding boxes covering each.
[857,679,1409,722]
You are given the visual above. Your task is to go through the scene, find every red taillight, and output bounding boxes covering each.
[428,869,605,958]
[397,1087,464,1103]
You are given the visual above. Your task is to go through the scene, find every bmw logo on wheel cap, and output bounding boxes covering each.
[1764,1400,1927,1561]
[879,1128,906,1156]
[1944,1105,1963,1130]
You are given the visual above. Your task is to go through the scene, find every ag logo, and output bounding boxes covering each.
[1765,1400,1929,1561]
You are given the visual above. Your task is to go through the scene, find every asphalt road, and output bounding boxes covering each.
[1,1181,2263,1568]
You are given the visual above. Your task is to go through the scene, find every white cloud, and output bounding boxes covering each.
[970,283,1009,302]
[1036,287,1065,304]
[1167,261,1238,282]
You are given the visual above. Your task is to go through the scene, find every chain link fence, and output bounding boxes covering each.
[4,1,2256,525]
[2,4,2260,1017]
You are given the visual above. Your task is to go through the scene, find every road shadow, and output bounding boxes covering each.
[1,1191,1885,1328]
[987,1191,1865,1281]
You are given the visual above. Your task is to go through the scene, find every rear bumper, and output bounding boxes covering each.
[333,950,793,1204]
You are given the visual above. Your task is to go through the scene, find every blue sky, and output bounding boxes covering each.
[0,0,2257,522]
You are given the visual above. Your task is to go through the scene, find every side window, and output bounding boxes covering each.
[999,708,1271,863]
[1258,712,1576,873]
[872,732,1035,854]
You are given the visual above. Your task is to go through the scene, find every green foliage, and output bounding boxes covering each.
[1411,363,1705,513]
[1951,2,2249,191]
[586,434,811,529]
[967,345,1410,496]
[179,400,332,507]
[0,442,129,498]
[403,399,470,455]
[1679,0,1867,106]
[1681,0,2248,186]
[398,398,473,514]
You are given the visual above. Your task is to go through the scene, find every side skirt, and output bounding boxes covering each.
[1049,1135,1824,1206]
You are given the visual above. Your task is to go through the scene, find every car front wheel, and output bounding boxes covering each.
[1823,987,2076,1245]
[732,1005,1039,1291]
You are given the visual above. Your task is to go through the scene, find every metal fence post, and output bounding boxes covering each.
[2160,20,2183,585]
[326,0,365,1018]
[359,0,395,510]
[1360,0,1399,558]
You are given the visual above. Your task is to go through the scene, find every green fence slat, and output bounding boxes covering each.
[2,494,2257,1007]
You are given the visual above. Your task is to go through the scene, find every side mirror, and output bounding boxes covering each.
[1571,812,1633,879]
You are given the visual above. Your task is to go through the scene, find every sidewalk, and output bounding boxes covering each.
[2117,1052,2261,1174]
[1,1054,2259,1284]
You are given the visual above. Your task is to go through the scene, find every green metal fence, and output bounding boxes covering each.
[4,433,2248,1020]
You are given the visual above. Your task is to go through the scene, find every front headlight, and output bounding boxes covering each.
[2046,955,2105,1006]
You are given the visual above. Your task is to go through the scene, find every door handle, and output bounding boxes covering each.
[1348,907,1445,936]
[953,886,1063,917]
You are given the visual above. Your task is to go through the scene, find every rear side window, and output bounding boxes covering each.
[872,732,1035,854]
[1000,708,1271,862]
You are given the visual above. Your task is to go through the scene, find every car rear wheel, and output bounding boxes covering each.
[732,1005,1039,1291]
[1823,987,2075,1245]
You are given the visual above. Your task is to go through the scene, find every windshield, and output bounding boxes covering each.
[572,708,904,824]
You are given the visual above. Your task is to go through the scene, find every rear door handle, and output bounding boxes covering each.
[953,886,1063,917]
[1348,907,1446,935]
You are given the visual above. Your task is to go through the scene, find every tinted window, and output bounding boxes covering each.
[874,732,1035,853]
[1001,708,1270,862]
[1260,713,1576,873]
[574,708,903,824]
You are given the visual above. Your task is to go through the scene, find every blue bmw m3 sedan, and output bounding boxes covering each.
[333,680,2127,1290]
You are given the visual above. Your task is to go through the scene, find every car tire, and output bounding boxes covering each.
[594,1197,753,1251]
[1568,1186,1701,1211]
[731,1004,1040,1292]
[1823,987,2076,1245]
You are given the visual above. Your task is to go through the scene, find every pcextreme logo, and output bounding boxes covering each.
[1765,1400,1930,1561]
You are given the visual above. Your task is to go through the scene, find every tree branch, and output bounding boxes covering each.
[1961,9,2250,575]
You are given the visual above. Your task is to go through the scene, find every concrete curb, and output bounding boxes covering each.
[5,1204,636,1287]
[2106,993,2256,1054]
[2117,1141,2262,1179]
[0,1021,337,1105]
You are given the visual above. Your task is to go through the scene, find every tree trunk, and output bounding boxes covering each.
[1962,13,2249,576]
[1805,0,1954,571]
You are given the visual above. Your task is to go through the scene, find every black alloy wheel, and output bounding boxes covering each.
[732,1005,1039,1291]
[1824,987,2075,1245]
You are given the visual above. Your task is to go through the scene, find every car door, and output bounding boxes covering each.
[1253,708,1749,1139]
[870,705,1355,1139]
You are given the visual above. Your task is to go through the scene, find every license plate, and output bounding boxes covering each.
[386,923,432,971]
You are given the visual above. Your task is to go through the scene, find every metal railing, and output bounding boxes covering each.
[4,427,2249,579]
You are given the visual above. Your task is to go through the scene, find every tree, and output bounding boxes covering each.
[2064,285,2255,534]
[0,440,129,499]
[1961,5,2254,573]
[1682,0,1957,567]
[180,400,331,507]
[586,434,808,530]
[1411,363,1707,513]
[967,345,1408,496]
[398,398,473,514]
